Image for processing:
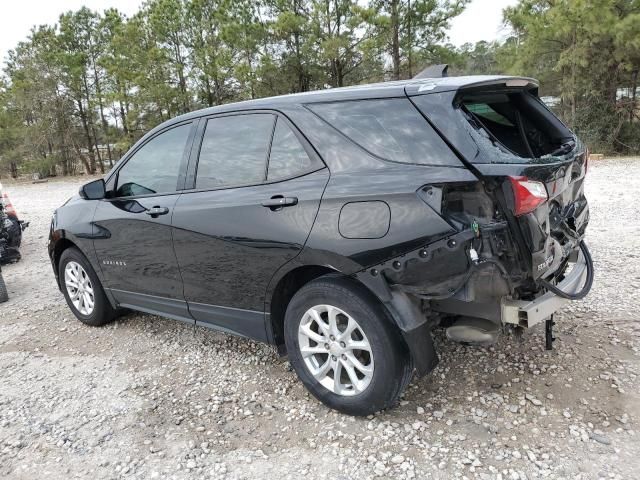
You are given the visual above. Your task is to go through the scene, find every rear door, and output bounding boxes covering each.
[171,112,328,340]
[93,122,194,318]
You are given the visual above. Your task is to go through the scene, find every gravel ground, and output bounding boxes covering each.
[0,158,638,480]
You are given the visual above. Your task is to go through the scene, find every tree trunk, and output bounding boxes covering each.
[119,99,129,136]
[116,79,130,138]
[407,0,412,78]
[72,141,92,175]
[246,48,255,99]
[293,0,306,92]
[173,40,189,113]
[92,61,113,167]
[294,32,304,91]
[214,78,222,106]
[91,123,105,174]
[391,0,401,80]
[204,76,214,107]
[77,99,96,174]
[630,69,637,123]
[61,149,69,176]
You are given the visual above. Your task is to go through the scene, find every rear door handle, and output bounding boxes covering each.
[145,206,170,218]
[261,196,298,209]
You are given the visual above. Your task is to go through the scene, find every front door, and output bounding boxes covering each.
[93,122,194,319]
[171,113,328,340]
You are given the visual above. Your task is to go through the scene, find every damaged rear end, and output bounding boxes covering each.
[394,77,592,348]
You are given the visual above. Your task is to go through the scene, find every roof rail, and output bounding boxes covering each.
[413,64,449,79]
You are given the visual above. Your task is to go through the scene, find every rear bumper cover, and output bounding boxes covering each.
[501,248,588,328]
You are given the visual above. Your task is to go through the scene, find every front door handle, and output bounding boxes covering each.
[261,196,298,210]
[145,206,170,218]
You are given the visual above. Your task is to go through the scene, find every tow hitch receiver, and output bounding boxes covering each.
[501,248,588,329]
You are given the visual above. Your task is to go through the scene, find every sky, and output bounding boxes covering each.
[0,0,143,63]
[447,0,518,47]
[0,0,518,64]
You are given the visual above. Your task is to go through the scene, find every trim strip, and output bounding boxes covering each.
[109,289,193,324]
[188,302,269,343]
[108,289,269,343]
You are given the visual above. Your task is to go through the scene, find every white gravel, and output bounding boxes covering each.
[0,158,639,480]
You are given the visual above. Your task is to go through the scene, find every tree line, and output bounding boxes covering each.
[0,0,638,178]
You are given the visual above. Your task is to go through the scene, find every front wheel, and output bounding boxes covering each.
[59,247,116,326]
[284,276,412,416]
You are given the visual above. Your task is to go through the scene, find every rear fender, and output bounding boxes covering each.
[353,229,477,377]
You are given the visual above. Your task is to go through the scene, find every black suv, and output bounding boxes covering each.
[49,75,592,415]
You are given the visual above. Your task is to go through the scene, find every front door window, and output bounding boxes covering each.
[115,123,191,197]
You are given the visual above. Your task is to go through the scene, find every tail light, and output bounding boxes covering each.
[2,192,18,217]
[508,176,548,216]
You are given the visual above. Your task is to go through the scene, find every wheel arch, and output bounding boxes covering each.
[49,233,117,309]
[265,263,410,352]
[267,260,439,379]
[51,236,79,288]
[267,264,338,351]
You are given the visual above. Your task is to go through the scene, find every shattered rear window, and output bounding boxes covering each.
[460,91,576,161]
[465,103,513,127]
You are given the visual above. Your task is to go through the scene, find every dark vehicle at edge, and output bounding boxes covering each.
[1,182,28,265]
[48,74,592,415]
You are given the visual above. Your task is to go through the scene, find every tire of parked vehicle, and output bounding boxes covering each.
[284,275,413,416]
[5,216,22,248]
[59,247,116,327]
[0,270,8,303]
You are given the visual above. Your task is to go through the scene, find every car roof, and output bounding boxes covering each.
[167,75,536,123]
[107,74,538,181]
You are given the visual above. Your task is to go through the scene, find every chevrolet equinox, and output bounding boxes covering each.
[49,75,593,415]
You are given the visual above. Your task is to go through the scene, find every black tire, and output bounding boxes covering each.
[284,275,412,416]
[0,270,8,303]
[5,216,22,248]
[59,247,116,326]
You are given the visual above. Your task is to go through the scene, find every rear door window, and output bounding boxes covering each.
[196,114,275,189]
[267,118,315,181]
[307,98,459,166]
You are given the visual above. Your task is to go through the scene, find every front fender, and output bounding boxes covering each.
[48,199,109,300]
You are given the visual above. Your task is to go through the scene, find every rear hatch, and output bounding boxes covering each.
[407,77,589,280]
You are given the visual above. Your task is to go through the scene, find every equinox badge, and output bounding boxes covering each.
[102,260,127,266]
[537,255,554,271]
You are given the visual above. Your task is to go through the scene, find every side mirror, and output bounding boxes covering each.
[79,179,106,200]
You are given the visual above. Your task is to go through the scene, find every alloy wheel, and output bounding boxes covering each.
[64,261,95,316]
[298,304,374,396]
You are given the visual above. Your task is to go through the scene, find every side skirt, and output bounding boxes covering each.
[109,289,194,325]
[189,302,270,343]
[108,289,269,343]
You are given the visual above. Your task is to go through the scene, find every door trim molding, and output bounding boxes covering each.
[108,289,269,343]
[188,302,269,343]
[109,289,193,324]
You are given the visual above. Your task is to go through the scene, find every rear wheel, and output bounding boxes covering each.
[284,276,411,415]
[59,248,116,326]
